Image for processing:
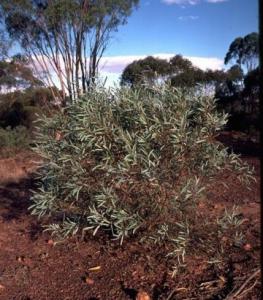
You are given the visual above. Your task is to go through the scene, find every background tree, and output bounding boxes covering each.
[0,56,43,93]
[243,67,259,97]
[121,54,228,91]
[0,86,61,129]
[215,65,243,98]
[224,32,259,73]
[169,55,206,88]
[121,44,259,135]
[169,54,192,75]
[0,0,139,102]
[216,32,259,134]
[120,56,170,86]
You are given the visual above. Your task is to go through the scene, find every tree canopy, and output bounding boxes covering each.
[224,32,259,73]
[0,0,139,102]
[214,32,259,133]
[120,56,170,86]
[0,56,43,92]
[120,54,240,90]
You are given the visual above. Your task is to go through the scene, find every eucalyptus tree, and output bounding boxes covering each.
[0,56,43,93]
[224,32,259,73]
[121,54,229,90]
[0,0,139,102]
[120,56,170,87]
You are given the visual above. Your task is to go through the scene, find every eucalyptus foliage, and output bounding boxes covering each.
[30,85,254,268]
[1,0,138,101]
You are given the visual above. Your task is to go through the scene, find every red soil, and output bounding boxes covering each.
[0,135,260,300]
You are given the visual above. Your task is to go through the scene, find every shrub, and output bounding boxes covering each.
[0,87,60,129]
[0,125,31,156]
[30,85,254,273]
[0,125,30,147]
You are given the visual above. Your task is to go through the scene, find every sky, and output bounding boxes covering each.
[99,0,258,86]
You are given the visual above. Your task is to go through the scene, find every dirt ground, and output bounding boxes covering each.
[0,133,260,300]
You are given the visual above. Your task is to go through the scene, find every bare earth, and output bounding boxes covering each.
[0,136,260,300]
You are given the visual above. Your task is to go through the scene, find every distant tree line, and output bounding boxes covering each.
[120,54,243,89]
[121,32,259,134]
[0,1,259,136]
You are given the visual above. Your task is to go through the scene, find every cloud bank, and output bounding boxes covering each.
[32,53,224,87]
[99,53,224,86]
[99,53,224,74]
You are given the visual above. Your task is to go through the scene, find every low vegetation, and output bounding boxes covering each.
[0,126,30,157]
[30,85,254,275]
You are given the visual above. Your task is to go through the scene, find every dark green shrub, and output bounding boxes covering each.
[30,85,254,274]
[0,126,30,151]
[0,87,60,129]
[0,99,25,128]
[216,67,259,135]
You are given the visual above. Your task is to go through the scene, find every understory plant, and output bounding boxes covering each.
[0,125,31,157]
[30,85,254,274]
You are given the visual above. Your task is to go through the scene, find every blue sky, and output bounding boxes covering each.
[6,0,256,87]
[99,0,258,85]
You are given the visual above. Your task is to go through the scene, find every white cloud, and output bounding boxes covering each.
[99,72,121,88]
[99,54,224,86]
[162,0,200,5]
[99,53,224,76]
[99,55,145,73]
[32,53,224,87]
[178,15,199,21]
[184,55,224,70]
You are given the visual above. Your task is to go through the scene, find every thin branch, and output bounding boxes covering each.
[225,268,260,300]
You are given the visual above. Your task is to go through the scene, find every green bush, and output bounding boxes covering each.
[30,85,254,273]
[0,125,30,154]
[0,87,59,129]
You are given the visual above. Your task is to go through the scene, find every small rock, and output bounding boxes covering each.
[85,277,94,285]
[47,239,54,246]
[198,201,206,208]
[243,243,252,251]
[16,256,25,263]
[136,291,151,300]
